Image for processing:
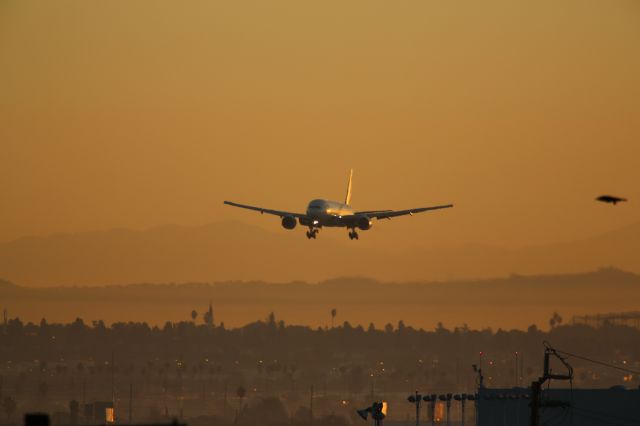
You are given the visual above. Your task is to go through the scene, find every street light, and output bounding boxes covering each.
[407,391,422,426]
[438,394,452,426]
[454,394,468,426]
[356,401,388,426]
[422,394,437,426]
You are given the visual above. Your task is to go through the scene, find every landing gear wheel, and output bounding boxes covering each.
[348,230,359,240]
[307,228,318,239]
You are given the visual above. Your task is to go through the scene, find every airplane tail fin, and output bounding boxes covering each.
[344,169,353,205]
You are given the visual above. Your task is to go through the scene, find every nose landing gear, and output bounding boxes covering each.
[348,230,359,240]
[306,228,319,239]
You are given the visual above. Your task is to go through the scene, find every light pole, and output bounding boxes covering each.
[439,394,452,426]
[514,352,519,387]
[478,352,484,388]
[422,394,436,426]
[454,394,467,426]
[466,394,477,426]
[407,391,422,426]
[357,401,387,426]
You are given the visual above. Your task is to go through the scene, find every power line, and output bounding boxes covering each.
[553,348,640,375]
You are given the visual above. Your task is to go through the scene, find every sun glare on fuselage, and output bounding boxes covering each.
[306,199,353,218]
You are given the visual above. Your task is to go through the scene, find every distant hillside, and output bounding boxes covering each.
[0,220,639,287]
[1,268,638,331]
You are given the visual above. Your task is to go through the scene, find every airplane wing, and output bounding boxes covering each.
[223,201,307,218]
[355,204,453,219]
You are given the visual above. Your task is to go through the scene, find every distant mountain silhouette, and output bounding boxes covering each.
[1,268,638,330]
[0,220,639,287]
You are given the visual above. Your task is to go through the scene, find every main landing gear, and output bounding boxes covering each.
[348,229,359,240]
[306,228,319,239]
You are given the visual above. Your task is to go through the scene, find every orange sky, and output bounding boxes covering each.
[1,0,639,250]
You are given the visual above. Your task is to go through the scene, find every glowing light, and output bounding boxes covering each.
[105,408,115,423]
[380,401,388,416]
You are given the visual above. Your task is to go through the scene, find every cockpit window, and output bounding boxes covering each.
[308,200,324,209]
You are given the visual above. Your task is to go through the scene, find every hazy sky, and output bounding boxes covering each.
[2,0,639,249]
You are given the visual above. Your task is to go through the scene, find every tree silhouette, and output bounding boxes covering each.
[191,310,198,322]
[236,385,246,399]
[203,302,214,328]
[236,385,246,422]
[267,312,276,326]
[549,312,563,328]
[331,308,337,328]
[2,311,640,400]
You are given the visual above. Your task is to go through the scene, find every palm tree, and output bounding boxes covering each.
[331,308,337,328]
[235,386,246,425]
[236,385,246,402]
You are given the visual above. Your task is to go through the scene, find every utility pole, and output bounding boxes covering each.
[223,382,228,418]
[514,352,519,387]
[309,385,314,424]
[82,380,86,414]
[128,383,133,425]
[111,351,115,415]
[530,344,573,426]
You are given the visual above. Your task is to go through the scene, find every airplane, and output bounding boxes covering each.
[224,170,453,240]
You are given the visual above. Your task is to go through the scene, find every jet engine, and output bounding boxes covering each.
[281,215,297,230]
[356,215,373,231]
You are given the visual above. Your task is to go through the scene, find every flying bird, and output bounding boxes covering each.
[596,195,627,205]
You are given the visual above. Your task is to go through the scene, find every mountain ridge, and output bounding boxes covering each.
[0,220,638,287]
[1,268,638,330]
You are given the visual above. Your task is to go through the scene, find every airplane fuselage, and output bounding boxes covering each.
[302,199,355,227]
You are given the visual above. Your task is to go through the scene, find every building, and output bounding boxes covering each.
[478,386,640,426]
